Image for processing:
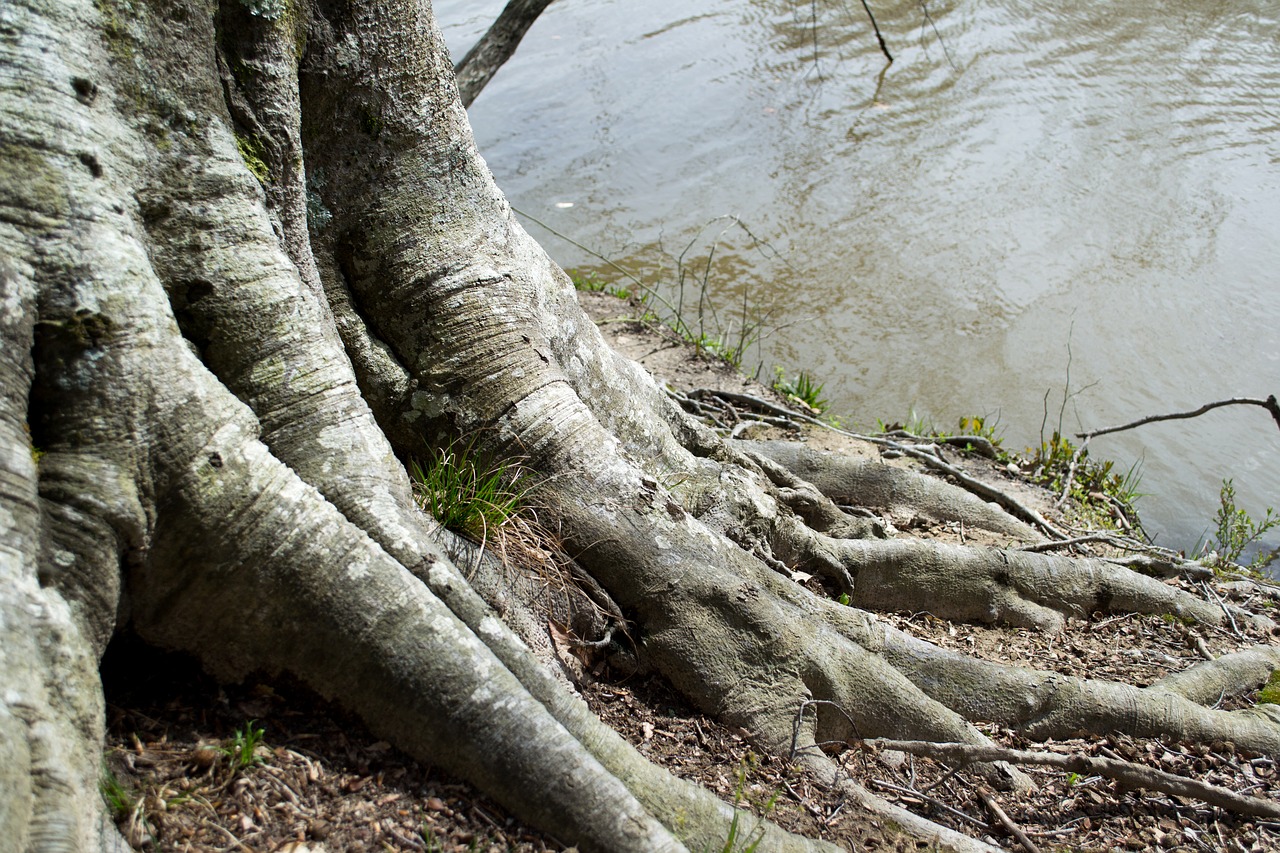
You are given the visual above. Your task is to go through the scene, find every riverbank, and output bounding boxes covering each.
[102,293,1280,852]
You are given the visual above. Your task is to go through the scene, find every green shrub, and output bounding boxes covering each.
[1201,479,1279,572]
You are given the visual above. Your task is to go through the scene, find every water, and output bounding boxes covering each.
[435,0,1280,557]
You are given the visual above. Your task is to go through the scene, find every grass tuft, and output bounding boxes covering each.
[1258,670,1280,705]
[410,436,529,545]
[772,368,828,414]
[569,269,632,300]
[100,765,136,819]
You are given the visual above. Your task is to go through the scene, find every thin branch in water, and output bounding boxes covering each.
[511,205,668,308]
[809,0,823,79]
[1077,395,1280,441]
[917,0,957,70]
[859,0,893,64]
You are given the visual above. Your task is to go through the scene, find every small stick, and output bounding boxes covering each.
[783,778,827,819]
[977,787,1041,853]
[1201,580,1244,640]
[1077,395,1280,440]
[869,779,989,829]
[205,822,255,852]
[1089,612,1137,631]
[1054,439,1088,511]
[568,622,617,650]
[386,825,426,850]
[1021,534,1111,553]
[1024,826,1081,839]
[865,739,1280,819]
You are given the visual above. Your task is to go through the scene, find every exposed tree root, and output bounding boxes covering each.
[827,537,1269,634]
[738,439,1040,542]
[877,628,1280,755]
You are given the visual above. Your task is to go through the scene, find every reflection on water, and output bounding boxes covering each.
[437,0,1280,554]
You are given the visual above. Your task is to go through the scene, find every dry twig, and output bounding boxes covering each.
[1077,395,1280,441]
[869,779,989,830]
[865,739,1280,819]
[976,787,1040,853]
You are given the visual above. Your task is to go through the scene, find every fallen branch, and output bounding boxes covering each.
[902,448,1065,540]
[864,739,1280,820]
[1077,396,1280,441]
[1201,580,1244,641]
[882,429,1000,459]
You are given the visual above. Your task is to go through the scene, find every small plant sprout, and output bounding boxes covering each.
[877,409,938,439]
[1026,431,1144,524]
[708,758,771,853]
[221,720,267,772]
[569,269,607,292]
[956,414,1003,448]
[419,827,445,852]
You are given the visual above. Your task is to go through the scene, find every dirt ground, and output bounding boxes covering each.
[103,291,1280,852]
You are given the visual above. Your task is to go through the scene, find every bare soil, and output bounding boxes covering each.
[104,291,1280,851]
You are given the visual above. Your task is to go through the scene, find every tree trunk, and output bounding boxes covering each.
[2,0,1277,850]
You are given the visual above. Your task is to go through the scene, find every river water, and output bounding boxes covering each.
[436,0,1280,556]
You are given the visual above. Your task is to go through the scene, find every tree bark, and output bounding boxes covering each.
[2,0,1278,850]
